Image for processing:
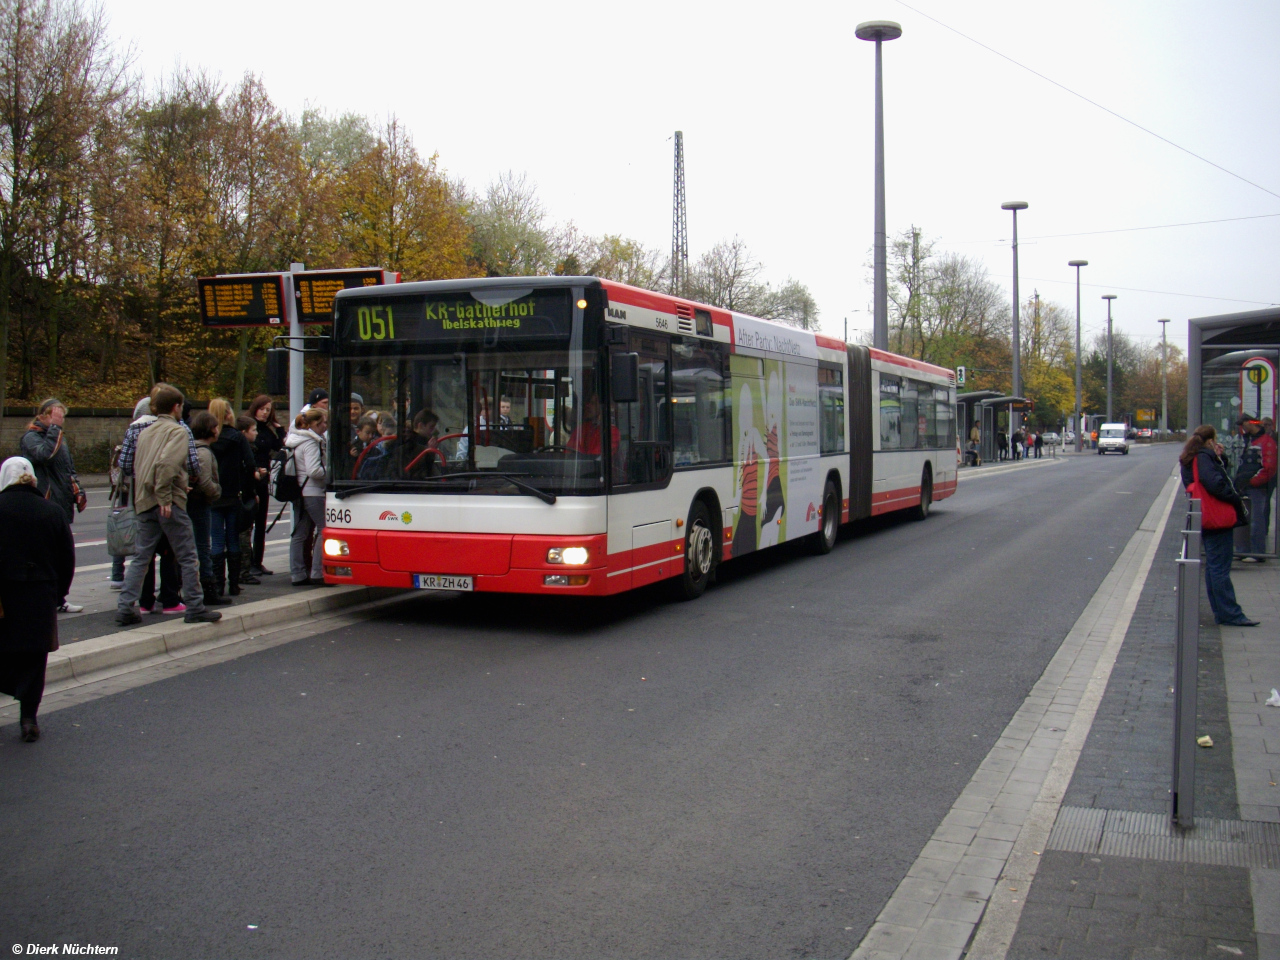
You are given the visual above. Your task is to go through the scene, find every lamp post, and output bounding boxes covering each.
[856,20,902,351]
[1069,260,1088,452]
[1002,201,1028,433]
[1159,318,1170,440]
[1102,294,1117,422]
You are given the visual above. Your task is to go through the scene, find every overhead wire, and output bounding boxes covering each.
[948,212,1280,246]
[894,0,1280,203]
[1001,275,1276,307]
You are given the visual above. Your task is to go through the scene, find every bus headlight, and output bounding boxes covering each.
[324,538,350,557]
[547,546,589,565]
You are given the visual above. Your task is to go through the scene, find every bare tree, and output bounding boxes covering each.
[0,0,127,410]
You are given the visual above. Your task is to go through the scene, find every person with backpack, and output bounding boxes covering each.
[116,385,221,627]
[1181,425,1257,626]
[284,408,328,586]
[1235,416,1277,562]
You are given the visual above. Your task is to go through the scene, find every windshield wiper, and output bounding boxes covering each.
[334,473,556,505]
[334,480,429,500]
[421,471,557,505]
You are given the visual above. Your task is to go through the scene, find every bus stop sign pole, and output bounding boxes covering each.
[288,262,304,418]
[1172,498,1201,829]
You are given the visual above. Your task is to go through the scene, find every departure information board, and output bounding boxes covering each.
[296,269,391,322]
[198,275,286,328]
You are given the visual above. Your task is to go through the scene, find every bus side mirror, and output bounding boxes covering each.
[611,352,640,403]
[266,348,289,395]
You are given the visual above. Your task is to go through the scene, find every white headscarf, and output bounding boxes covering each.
[0,456,36,491]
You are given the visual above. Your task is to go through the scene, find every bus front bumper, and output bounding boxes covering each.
[319,529,621,595]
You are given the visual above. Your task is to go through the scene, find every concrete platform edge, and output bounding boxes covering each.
[42,586,393,688]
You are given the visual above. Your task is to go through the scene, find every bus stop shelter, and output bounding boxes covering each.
[958,391,1029,463]
[1188,306,1280,558]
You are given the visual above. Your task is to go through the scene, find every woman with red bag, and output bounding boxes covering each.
[1179,425,1258,626]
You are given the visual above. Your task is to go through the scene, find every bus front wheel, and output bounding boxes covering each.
[811,479,840,555]
[675,501,716,601]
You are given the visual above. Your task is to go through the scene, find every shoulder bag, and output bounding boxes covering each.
[1190,457,1243,531]
[105,483,138,556]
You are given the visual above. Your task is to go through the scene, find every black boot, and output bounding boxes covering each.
[202,577,233,606]
[238,562,261,585]
[212,553,226,597]
[227,554,242,596]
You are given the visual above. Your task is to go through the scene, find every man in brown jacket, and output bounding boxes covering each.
[116,384,220,626]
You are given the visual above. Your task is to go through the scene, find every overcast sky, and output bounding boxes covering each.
[102,0,1279,355]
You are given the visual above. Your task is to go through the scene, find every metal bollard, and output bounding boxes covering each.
[1171,498,1201,829]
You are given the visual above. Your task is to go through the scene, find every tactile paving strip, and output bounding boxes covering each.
[1047,805,1280,867]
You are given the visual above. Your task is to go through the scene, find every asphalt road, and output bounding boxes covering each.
[0,447,1178,959]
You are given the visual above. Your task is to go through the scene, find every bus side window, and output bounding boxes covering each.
[912,378,934,448]
[880,374,902,450]
[819,364,845,454]
[900,379,919,449]
[612,337,672,486]
[673,340,728,466]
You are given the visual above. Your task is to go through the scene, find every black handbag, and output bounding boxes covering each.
[239,491,258,527]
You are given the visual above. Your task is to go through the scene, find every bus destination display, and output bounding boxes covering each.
[336,292,572,345]
[198,276,285,327]
[296,269,387,322]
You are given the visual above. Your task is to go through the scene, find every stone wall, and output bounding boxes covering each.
[0,404,294,473]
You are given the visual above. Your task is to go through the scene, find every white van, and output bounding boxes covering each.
[1098,423,1129,455]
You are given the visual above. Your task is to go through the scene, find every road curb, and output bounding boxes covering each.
[46,585,393,685]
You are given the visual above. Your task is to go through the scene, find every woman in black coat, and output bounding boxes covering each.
[0,457,75,742]
[247,395,284,577]
[208,398,259,597]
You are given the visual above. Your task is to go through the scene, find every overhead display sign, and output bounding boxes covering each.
[296,268,396,323]
[198,275,286,328]
[336,291,572,345]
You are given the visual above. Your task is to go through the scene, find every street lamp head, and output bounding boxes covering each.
[1102,294,1118,301]
[855,20,902,41]
[1001,201,1029,211]
[1068,259,1088,267]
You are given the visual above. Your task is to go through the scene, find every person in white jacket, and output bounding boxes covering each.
[285,408,329,585]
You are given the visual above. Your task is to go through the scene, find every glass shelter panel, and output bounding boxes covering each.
[1201,347,1279,558]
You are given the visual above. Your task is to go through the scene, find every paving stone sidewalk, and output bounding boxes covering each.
[1006,511,1280,960]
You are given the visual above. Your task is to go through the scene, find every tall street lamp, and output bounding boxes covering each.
[856,19,902,351]
[1002,201,1028,433]
[1069,260,1088,452]
[1159,318,1170,440]
[1102,294,1118,422]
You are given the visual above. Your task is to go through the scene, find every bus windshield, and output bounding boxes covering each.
[330,287,604,496]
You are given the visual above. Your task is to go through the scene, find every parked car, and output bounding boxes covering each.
[1065,431,1076,443]
[1098,423,1130,455]
[1040,432,1061,445]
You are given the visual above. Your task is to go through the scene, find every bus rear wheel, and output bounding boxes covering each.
[675,501,716,601]
[811,479,839,555]
[913,469,933,521]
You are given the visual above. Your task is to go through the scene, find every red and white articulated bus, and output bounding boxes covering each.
[319,277,957,599]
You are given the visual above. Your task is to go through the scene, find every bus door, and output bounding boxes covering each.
[609,333,674,588]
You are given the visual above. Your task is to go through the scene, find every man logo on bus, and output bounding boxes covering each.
[401,511,413,525]
[379,510,397,521]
